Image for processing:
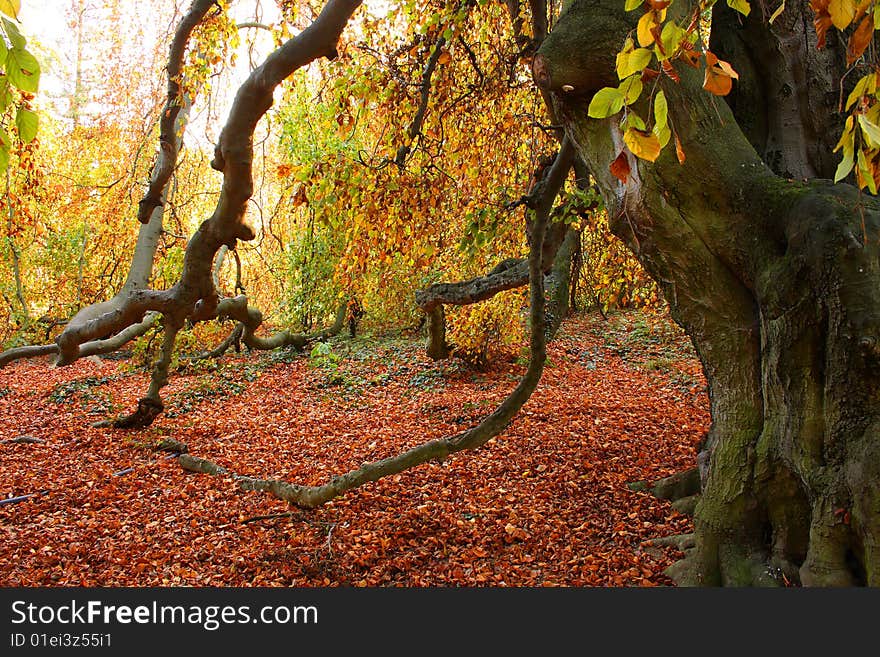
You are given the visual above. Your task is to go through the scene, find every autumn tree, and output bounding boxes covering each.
[531,0,879,585]
[3,0,878,587]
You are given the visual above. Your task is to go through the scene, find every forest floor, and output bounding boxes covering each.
[0,310,708,586]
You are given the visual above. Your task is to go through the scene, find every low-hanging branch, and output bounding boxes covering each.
[393,0,476,167]
[179,137,576,508]
[415,220,571,314]
[0,312,160,368]
[137,0,216,224]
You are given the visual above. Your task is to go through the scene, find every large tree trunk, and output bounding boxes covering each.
[534,0,879,585]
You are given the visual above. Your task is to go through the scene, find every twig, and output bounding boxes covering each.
[241,511,299,524]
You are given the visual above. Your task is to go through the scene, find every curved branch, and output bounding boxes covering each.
[180,138,576,508]
[137,0,216,223]
[393,0,476,166]
[393,32,446,166]
[0,344,58,367]
[0,312,160,368]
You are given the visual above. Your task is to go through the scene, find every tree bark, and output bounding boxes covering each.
[535,0,880,586]
[709,0,848,180]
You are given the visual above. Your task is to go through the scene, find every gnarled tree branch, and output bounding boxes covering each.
[179,137,576,508]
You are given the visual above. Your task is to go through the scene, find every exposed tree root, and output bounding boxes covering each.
[112,398,165,429]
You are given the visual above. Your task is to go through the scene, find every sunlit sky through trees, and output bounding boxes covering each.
[20,0,391,147]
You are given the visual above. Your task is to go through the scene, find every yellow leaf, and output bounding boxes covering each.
[856,148,877,194]
[834,115,854,153]
[624,127,662,162]
[727,0,751,16]
[0,0,19,19]
[858,114,880,148]
[637,11,663,47]
[769,0,785,22]
[828,0,856,29]
[845,74,875,110]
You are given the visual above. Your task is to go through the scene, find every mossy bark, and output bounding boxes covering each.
[536,0,880,586]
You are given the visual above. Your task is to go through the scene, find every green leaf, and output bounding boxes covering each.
[0,80,10,113]
[654,123,671,148]
[653,91,671,148]
[622,110,646,131]
[618,75,643,105]
[6,47,39,92]
[656,21,687,61]
[616,46,652,80]
[858,114,880,149]
[834,149,854,183]
[0,0,19,19]
[587,87,625,118]
[2,16,24,48]
[0,130,9,174]
[624,0,643,10]
[15,106,36,143]
[727,0,751,16]
[653,90,668,130]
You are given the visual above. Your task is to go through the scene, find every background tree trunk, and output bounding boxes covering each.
[535,0,880,586]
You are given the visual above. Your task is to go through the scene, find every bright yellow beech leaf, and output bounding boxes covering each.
[0,0,19,19]
[857,114,880,149]
[624,127,662,162]
[769,0,785,22]
[828,0,856,29]
[727,0,751,15]
[637,10,666,47]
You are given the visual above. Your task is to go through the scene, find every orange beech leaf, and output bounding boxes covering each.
[610,151,631,184]
[810,0,833,48]
[661,60,680,82]
[847,14,873,65]
[703,58,738,96]
[675,131,686,164]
